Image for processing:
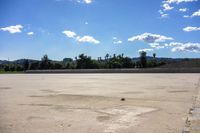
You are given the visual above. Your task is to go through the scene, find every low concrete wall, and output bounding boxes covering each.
[25,68,200,73]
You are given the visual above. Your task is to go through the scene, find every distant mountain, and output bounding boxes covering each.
[132,56,183,62]
[160,59,200,68]
[0,59,39,65]
[63,58,73,63]
[0,60,10,64]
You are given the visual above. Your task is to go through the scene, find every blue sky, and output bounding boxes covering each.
[0,0,200,60]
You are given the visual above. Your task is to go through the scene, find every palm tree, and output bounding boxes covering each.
[153,53,157,67]
[105,54,109,60]
[40,54,51,69]
[140,51,147,68]
[153,53,156,59]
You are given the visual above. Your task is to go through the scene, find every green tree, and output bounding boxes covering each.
[40,54,51,69]
[16,65,24,71]
[152,53,157,67]
[53,62,63,69]
[10,65,16,71]
[140,51,147,68]
[153,53,156,59]
[4,65,10,72]
[122,57,134,68]
[65,62,76,69]
[63,58,73,63]
[29,62,40,70]
[23,59,29,70]
[76,54,100,69]
[105,54,109,61]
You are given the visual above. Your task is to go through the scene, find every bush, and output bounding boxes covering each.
[4,65,10,72]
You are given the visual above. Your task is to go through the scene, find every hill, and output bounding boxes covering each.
[160,59,200,68]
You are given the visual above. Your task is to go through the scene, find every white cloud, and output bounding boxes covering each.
[156,45,165,49]
[183,15,190,18]
[62,30,99,44]
[76,0,93,4]
[161,13,169,18]
[171,43,200,53]
[159,10,163,14]
[191,9,200,17]
[163,3,174,11]
[76,35,100,44]
[149,43,165,49]
[113,40,122,44]
[138,49,154,52]
[165,42,183,47]
[113,37,117,40]
[0,25,23,34]
[27,32,34,35]
[128,33,173,43]
[163,0,197,4]
[84,0,92,4]
[149,43,160,48]
[183,9,200,18]
[160,0,196,18]
[159,10,169,18]
[165,42,200,53]
[183,26,200,32]
[179,8,188,12]
[62,30,76,38]
[112,37,122,44]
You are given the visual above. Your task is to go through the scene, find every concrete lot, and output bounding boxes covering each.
[0,74,199,133]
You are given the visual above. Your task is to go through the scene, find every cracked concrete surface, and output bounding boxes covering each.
[0,74,199,133]
[183,76,200,133]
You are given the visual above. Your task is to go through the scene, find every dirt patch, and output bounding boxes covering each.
[96,116,111,122]
[97,106,156,133]
[43,94,114,103]
[122,91,144,94]
[29,95,47,98]
[168,90,189,93]
[27,116,45,121]
[0,87,12,90]
[19,103,53,107]
[40,89,61,93]
[152,86,168,90]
